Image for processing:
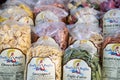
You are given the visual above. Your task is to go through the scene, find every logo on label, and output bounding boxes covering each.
[34,58,46,71]
[72,60,82,74]
[106,18,120,23]
[27,58,55,80]
[105,44,120,56]
[64,59,91,80]
[0,49,24,67]
[66,60,90,76]
[6,49,18,63]
[66,59,91,77]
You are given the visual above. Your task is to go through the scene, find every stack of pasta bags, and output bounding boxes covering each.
[63,0,102,80]
[0,0,33,80]
[0,0,120,80]
[0,0,68,80]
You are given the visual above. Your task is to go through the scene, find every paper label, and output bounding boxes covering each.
[18,16,34,26]
[63,59,91,80]
[103,44,120,80]
[35,11,59,25]
[0,48,25,80]
[103,9,120,37]
[27,57,55,80]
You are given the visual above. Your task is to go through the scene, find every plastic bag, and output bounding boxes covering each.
[35,10,60,25]
[102,31,120,80]
[33,22,69,50]
[100,0,120,12]
[0,21,31,80]
[68,0,90,9]
[67,6,102,47]
[68,7,100,24]
[21,0,39,9]
[68,23,103,49]
[26,36,63,80]
[69,0,87,3]
[0,6,34,26]
[23,0,68,9]
[3,0,33,19]
[63,40,101,80]
[76,15,99,25]
[34,5,68,19]
[36,0,65,5]
[36,0,66,8]
[71,7,99,18]
[102,31,120,49]
[32,36,60,50]
[67,0,102,11]
[0,6,27,20]
[68,23,101,39]
[89,0,107,4]
[3,0,24,7]
[0,20,31,53]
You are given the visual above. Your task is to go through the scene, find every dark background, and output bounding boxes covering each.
[0,0,7,5]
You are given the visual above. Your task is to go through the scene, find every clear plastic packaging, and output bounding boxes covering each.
[67,22,103,49]
[23,0,68,9]
[33,22,69,50]
[102,32,120,80]
[35,0,65,7]
[0,21,31,80]
[89,0,107,4]
[63,40,101,80]
[35,10,60,25]
[68,7,100,24]
[100,0,120,12]
[21,0,39,9]
[26,36,63,80]
[3,0,25,7]
[0,6,34,26]
[71,7,99,18]
[67,23,101,40]
[3,0,33,19]
[32,36,60,50]
[34,5,68,19]
[0,20,31,53]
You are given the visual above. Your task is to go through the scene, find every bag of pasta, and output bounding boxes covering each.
[68,23,103,50]
[26,36,63,80]
[0,6,33,26]
[33,22,69,50]
[34,5,68,22]
[0,0,34,26]
[102,9,120,37]
[63,40,101,80]
[0,21,31,80]
[102,31,120,80]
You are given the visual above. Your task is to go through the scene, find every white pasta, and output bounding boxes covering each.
[0,24,31,53]
[27,36,63,80]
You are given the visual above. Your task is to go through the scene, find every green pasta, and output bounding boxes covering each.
[63,41,101,80]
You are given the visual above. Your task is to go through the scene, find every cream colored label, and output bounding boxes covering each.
[35,11,59,25]
[103,44,120,80]
[18,16,34,26]
[0,49,25,80]
[103,9,120,37]
[63,59,91,80]
[27,57,55,80]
